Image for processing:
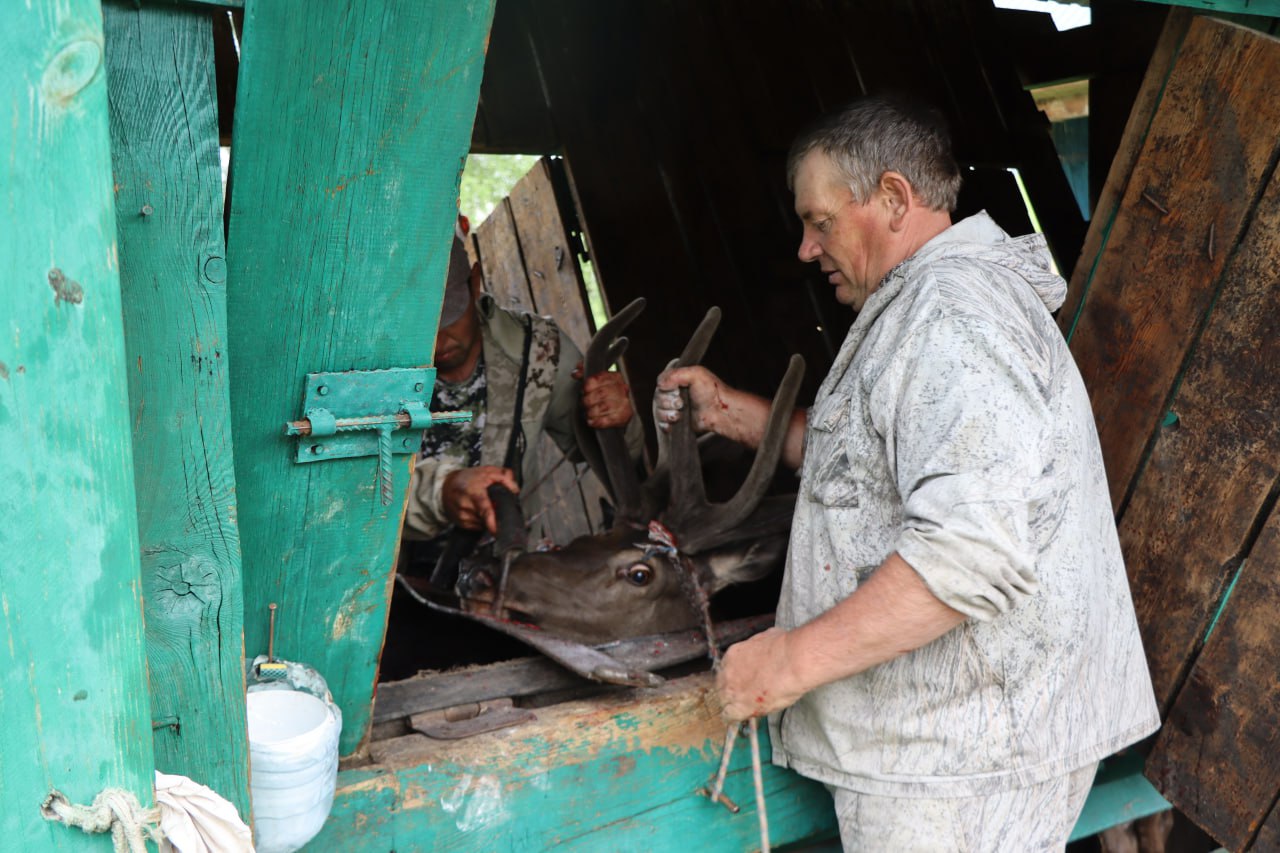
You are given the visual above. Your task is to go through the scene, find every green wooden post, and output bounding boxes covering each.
[226,0,496,754]
[103,2,251,817]
[0,1,156,849]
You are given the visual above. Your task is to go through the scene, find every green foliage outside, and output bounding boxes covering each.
[459,153,540,223]
[459,153,610,330]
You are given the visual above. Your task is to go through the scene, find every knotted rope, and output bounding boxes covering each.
[41,787,160,853]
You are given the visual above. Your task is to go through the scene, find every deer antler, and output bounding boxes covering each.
[574,297,647,523]
[663,317,805,554]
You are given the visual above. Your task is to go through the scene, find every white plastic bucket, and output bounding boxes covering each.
[246,688,341,853]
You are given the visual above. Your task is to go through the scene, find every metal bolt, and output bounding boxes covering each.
[402,437,413,448]
[140,204,153,217]
[413,382,425,393]
[317,385,329,396]
[311,444,326,455]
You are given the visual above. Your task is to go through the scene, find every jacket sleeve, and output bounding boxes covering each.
[541,328,645,463]
[402,453,465,541]
[872,314,1048,621]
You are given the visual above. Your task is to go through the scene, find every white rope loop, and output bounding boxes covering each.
[41,787,159,853]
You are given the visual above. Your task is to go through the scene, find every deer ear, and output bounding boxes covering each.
[704,534,788,594]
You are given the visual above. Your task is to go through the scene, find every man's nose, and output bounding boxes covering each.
[797,234,822,263]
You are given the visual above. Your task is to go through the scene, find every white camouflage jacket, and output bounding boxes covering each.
[771,213,1159,797]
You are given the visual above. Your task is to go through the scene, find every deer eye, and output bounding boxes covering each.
[619,563,654,587]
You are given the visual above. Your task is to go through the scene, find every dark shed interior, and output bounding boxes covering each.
[468,0,1168,431]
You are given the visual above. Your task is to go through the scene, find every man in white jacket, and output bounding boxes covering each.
[657,95,1158,850]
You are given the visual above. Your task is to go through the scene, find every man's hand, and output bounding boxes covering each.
[716,627,807,722]
[574,365,634,429]
[654,365,728,434]
[441,466,519,534]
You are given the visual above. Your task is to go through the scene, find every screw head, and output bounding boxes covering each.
[402,437,412,448]
[140,204,153,217]
[311,444,326,455]
[317,385,329,396]
[413,382,425,393]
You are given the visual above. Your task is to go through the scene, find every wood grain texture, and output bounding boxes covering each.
[504,160,605,541]
[0,1,156,846]
[1138,169,1280,850]
[1121,164,1280,712]
[475,198,533,311]
[1252,799,1280,852]
[1147,507,1280,851]
[102,2,251,816]
[225,0,495,755]
[312,674,837,852]
[1057,9,1191,332]
[508,161,593,350]
[1063,15,1280,510]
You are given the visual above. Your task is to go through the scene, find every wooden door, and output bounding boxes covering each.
[225,0,496,757]
[471,156,619,543]
[1061,12,1280,850]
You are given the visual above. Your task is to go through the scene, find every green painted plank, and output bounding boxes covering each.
[1138,0,1280,18]
[226,0,495,755]
[103,2,251,818]
[0,2,156,849]
[309,677,836,852]
[1068,752,1171,841]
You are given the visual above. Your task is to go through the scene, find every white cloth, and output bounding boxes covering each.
[155,771,255,853]
[771,213,1159,798]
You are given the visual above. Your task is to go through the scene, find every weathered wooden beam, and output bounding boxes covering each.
[102,1,251,816]
[0,1,156,845]
[225,0,495,755]
[1120,158,1280,712]
[373,614,773,724]
[317,674,837,852]
[1060,14,1280,512]
[1141,168,1280,848]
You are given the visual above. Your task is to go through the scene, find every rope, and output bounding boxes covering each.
[41,788,160,853]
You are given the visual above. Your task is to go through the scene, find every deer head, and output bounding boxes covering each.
[456,300,804,644]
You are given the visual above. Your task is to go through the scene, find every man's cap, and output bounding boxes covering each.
[439,234,473,328]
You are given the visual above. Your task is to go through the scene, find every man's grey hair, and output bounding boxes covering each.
[786,95,962,212]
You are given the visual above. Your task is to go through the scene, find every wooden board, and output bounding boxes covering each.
[473,158,612,543]
[311,674,837,852]
[1138,167,1280,849]
[102,2,251,816]
[1060,16,1280,511]
[1120,162,1280,712]
[1147,506,1280,850]
[0,1,156,845]
[1058,8,1191,333]
[475,198,532,311]
[225,0,495,755]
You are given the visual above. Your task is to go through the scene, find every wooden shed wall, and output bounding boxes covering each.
[1060,12,1280,850]
[470,0,1163,430]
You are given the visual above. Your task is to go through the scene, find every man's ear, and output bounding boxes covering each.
[879,171,914,232]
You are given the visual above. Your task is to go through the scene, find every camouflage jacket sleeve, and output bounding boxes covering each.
[402,447,466,541]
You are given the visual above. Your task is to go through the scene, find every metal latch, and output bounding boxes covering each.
[283,368,470,505]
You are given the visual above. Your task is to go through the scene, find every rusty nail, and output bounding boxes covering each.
[1207,222,1216,262]
[317,385,329,396]
[1140,191,1169,215]
[696,787,741,814]
[140,204,153,217]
